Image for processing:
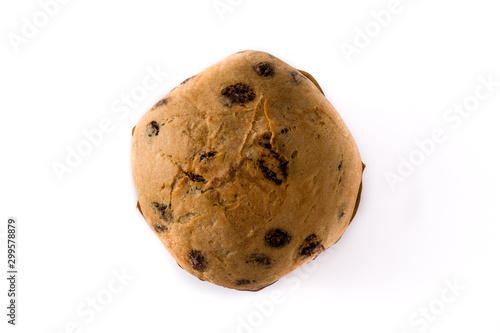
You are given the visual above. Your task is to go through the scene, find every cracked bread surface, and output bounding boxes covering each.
[131,50,363,291]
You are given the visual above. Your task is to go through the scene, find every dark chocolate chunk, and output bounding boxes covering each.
[258,132,273,149]
[146,121,160,137]
[254,62,275,77]
[235,279,254,286]
[258,160,282,185]
[189,250,207,271]
[221,83,256,106]
[200,151,217,161]
[299,234,325,257]
[246,253,272,268]
[264,228,291,248]
[153,97,170,110]
[152,201,167,211]
[186,172,206,183]
[152,202,173,222]
[338,202,347,221]
[258,151,288,185]
[154,223,168,233]
[186,186,201,194]
[290,71,305,84]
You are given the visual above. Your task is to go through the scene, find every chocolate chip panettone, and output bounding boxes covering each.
[131,50,364,291]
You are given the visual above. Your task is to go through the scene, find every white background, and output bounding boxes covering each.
[1,0,500,332]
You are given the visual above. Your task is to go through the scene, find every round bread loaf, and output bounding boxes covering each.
[131,50,364,291]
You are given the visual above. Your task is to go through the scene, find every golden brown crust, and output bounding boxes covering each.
[131,50,363,291]
[298,70,325,95]
[350,163,366,224]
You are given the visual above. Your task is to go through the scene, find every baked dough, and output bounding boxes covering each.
[131,50,364,291]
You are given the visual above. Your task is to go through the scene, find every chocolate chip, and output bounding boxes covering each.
[221,83,256,106]
[151,201,171,233]
[154,223,168,233]
[258,160,282,185]
[254,62,275,77]
[258,132,273,149]
[265,228,291,248]
[186,186,201,194]
[186,172,206,183]
[290,71,305,84]
[235,279,254,286]
[258,151,288,185]
[262,143,272,150]
[153,97,170,110]
[152,202,166,211]
[279,159,288,178]
[280,128,289,134]
[152,202,173,222]
[200,151,217,161]
[146,121,160,137]
[246,253,272,268]
[291,150,298,159]
[181,75,196,85]
[338,202,347,221]
[299,234,325,257]
[189,250,207,271]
